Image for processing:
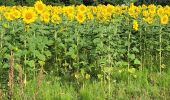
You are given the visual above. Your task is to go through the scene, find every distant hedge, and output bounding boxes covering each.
[135,0,170,5]
[0,0,170,6]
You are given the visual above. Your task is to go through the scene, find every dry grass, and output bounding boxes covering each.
[0,89,2,100]
[8,51,14,100]
[18,64,25,100]
[33,66,44,100]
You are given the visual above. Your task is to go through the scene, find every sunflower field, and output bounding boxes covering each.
[0,0,170,99]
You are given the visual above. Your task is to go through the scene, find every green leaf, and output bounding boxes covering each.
[134,59,141,65]
[103,67,113,73]
[25,60,35,67]
[128,54,135,60]
[67,47,77,59]
[93,38,101,44]
[34,50,46,61]
[3,63,9,68]
[44,51,51,57]
[38,61,45,66]
[37,53,46,61]
[130,0,137,3]
[132,47,139,52]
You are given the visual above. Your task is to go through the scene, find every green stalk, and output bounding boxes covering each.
[150,55,153,72]
[24,40,27,67]
[101,33,105,84]
[75,26,81,86]
[64,38,67,73]
[150,27,154,72]
[139,28,143,71]
[128,31,131,70]
[100,25,105,98]
[24,25,28,78]
[127,30,131,84]
[159,27,163,74]
[76,28,79,71]
[143,27,147,69]
[0,29,3,49]
[33,31,36,79]
[108,27,111,99]
[54,31,57,60]
[54,25,58,75]
[33,31,36,58]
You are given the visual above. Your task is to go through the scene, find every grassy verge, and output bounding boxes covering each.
[1,68,170,100]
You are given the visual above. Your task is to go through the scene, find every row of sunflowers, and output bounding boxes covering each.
[0,0,170,82]
[0,1,169,29]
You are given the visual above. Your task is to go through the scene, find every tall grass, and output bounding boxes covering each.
[0,68,169,99]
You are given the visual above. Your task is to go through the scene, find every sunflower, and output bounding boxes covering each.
[12,9,21,19]
[143,17,154,24]
[87,12,94,20]
[34,0,46,14]
[4,12,10,21]
[4,12,14,21]
[164,6,170,16]
[106,4,114,15]
[64,6,75,20]
[51,14,61,24]
[148,4,156,15]
[128,6,136,18]
[76,13,86,24]
[22,9,37,24]
[77,4,87,14]
[133,20,138,31]
[142,10,149,17]
[40,11,50,23]
[121,6,128,13]
[142,4,147,10]
[157,7,164,17]
[160,15,168,25]
[65,6,75,15]
[52,6,62,15]
[67,14,75,21]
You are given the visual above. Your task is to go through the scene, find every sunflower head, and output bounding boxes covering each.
[143,17,154,24]
[160,15,169,25]
[142,4,147,10]
[76,13,86,24]
[164,6,170,16]
[22,9,37,24]
[65,6,75,15]
[157,7,164,17]
[133,20,138,31]
[51,14,61,24]
[77,4,87,14]
[40,11,50,23]
[143,10,149,17]
[34,0,46,14]
[87,12,94,20]
[106,4,114,13]
[4,11,14,21]
[13,9,21,19]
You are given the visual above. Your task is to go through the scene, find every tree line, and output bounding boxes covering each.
[0,0,170,6]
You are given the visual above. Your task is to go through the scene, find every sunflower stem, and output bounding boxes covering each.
[108,25,111,99]
[159,27,163,74]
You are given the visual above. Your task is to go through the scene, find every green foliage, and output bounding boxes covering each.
[25,0,35,5]
[0,0,16,6]
[1,13,170,83]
